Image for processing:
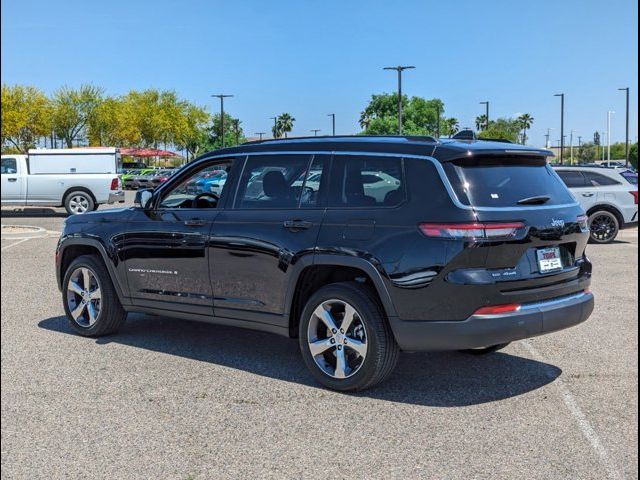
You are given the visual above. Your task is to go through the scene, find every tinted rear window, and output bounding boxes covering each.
[620,170,638,185]
[444,157,575,207]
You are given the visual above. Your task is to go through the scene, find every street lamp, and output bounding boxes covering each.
[383,65,415,135]
[570,130,575,164]
[211,94,233,148]
[255,132,266,141]
[479,101,489,129]
[545,128,554,149]
[310,129,321,136]
[619,87,630,167]
[607,111,615,164]
[327,113,336,136]
[554,93,565,164]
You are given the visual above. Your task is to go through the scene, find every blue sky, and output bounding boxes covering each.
[2,0,637,146]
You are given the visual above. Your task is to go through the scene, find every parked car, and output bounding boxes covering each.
[1,148,124,215]
[148,169,177,188]
[554,166,638,243]
[56,136,594,391]
[129,169,158,190]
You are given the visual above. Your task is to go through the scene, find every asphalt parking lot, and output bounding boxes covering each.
[1,195,638,480]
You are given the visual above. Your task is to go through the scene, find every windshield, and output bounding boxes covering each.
[444,157,576,207]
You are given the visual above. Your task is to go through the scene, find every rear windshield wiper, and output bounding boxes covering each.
[517,195,551,205]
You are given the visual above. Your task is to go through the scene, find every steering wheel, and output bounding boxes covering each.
[192,192,219,208]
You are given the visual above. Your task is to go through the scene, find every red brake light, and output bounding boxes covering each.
[630,191,638,205]
[474,304,522,315]
[110,178,119,190]
[419,222,525,240]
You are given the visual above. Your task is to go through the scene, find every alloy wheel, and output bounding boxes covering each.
[590,213,617,242]
[66,267,102,327]
[68,195,90,214]
[306,299,368,379]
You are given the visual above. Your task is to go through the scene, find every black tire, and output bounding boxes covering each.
[459,342,510,355]
[299,282,399,392]
[588,210,619,244]
[62,254,126,337]
[64,190,95,215]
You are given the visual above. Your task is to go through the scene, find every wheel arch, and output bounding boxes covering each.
[62,187,97,207]
[57,237,128,303]
[285,254,397,338]
[586,203,624,227]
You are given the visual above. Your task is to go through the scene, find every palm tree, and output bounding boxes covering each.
[443,117,460,136]
[517,113,534,145]
[276,113,295,138]
[475,114,488,131]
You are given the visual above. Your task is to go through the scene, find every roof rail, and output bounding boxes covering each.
[242,134,438,145]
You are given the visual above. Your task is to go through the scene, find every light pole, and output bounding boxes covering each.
[601,131,606,161]
[270,116,278,138]
[607,111,615,164]
[310,129,321,136]
[327,113,336,136]
[554,93,565,164]
[619,87,630,167]
[435,104,441,137]
[479,101,489,129]
[255,132,266,141]
[383,65,415,135]
[545,128,554,149]
[211,94,233,148]
[570,130,575,164]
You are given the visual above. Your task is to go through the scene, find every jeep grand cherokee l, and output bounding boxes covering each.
[56,136,594,391]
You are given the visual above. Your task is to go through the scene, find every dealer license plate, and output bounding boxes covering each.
[537,247,563,274]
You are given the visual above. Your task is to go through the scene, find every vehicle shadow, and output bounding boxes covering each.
[1,207,67,218]
[39,314,561,407]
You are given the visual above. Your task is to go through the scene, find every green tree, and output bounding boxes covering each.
[51,84,104,148]
[577,142,597,163]
[1,84,52,152]
[442,117,460,136]
[478,118,522,143]
[359,93,445,136]
[475,114,488,131]
[276,113,295,138]
[517,113,534,145]
[209,112,245,149]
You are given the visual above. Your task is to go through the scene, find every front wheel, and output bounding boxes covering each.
[64,190,95,215]
[299,282,399,392]
[588,210,619,244]
[62,254,126,337]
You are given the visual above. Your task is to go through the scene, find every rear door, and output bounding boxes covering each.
[210,153,328,326]
[556,169,598,211]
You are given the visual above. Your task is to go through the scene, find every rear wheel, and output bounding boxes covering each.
[62,255,126,337]
[64,190,94,215]
[588,210,619,244]
[299,282,399,392]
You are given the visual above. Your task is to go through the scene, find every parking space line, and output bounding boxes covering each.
[521,340,623,480]
[1,238,33,251]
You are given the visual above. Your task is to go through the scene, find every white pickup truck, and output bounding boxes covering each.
[1,148,125,215]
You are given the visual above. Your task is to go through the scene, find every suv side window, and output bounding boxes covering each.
[583,171,621,186]
[1,158,17,174]
[557,170,587,188]
[235,154,313,209]
[159,161,232,209]
[328,155,404,207]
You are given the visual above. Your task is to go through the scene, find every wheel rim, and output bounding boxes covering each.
[66,267,102,327]
[68,195,90,214]
[590,214,617,242]
[307,299,368,379]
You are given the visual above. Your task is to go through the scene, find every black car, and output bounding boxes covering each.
[56,136,594,391]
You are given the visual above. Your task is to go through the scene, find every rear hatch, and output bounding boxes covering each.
[437,155,591,315]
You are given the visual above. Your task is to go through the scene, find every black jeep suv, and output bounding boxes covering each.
[56,136,594,391]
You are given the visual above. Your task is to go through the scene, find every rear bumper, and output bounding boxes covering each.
[108,191,125,204]
[389,291,594,352]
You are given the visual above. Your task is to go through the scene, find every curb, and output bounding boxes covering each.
[1,224,49,239]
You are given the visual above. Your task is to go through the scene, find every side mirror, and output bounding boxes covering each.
[134,189,154,209]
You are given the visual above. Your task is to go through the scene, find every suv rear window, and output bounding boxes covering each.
[444,157,575,207]
[620,170,638,185]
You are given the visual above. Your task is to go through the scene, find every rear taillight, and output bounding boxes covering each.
[110,178,119,190]
[630,191,638,205]
[474,304,522,315]
[419,222,525,240]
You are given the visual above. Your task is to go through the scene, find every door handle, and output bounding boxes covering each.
[582,193,595,198]
[184,219,206,227]
[7,178,17,182]
[283,220,313,230]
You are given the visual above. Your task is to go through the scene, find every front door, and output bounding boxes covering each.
[210,153,329,327]
[122,159,238,316]
[1,157,23,202]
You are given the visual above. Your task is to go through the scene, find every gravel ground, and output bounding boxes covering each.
[1,198,637,480]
